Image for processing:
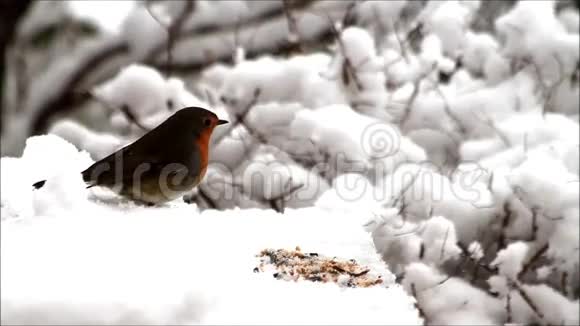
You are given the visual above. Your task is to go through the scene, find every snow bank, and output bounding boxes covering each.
[0,135,421,325]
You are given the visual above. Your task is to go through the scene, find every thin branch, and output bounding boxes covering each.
[196,184,217,209]
[391,167,422,208]
[282,0,302,52]
[31,40,129,135]
[497,201,513,251]
[517,244,549,280]
[399,63,437,126]
[528,207,538,242]
[440,226,451,262]
[325,13,364,91]
[221,179,304,213]
[474,109,512,148]
[561,271,569,298]
[431,83,468,135]
[146,0,195,77]
[506,291,513,324]
[410,283,428,323]
[457,241,499,275]
[391,20,409,63]
[212,88,261,145]
[119,104,150,132]
[512,281,546,322]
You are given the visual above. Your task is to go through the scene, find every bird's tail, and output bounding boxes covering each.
[32,180,46,189]
[32,173,95,190]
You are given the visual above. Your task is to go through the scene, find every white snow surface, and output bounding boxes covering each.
[3,1,580,324]
[0,136,421,325]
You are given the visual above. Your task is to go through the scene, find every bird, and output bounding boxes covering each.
[33,106,228,206]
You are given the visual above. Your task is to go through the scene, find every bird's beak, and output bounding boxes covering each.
[217,119,229,125]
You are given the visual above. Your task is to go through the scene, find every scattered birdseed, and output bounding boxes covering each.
[254,247,384,288]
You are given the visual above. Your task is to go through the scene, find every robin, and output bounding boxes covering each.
[33,106,228,206]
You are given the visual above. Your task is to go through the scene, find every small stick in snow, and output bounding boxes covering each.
[268,180,305,214]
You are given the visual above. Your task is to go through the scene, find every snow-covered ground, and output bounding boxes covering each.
[1,209,420,325]
[1,0,579,325]
[0,136,420,325]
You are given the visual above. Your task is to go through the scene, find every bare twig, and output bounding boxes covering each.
[528,53,571,118]
[146,1,195,77]
[542,53,568,117]
[411,283,428,323]
[282,0,302,52]
[440,226,451,262]
[512,281,546,322]
[269,178,305,213]
[31,40,129,135]
[457,241,499,275]
[212,88,261,145]
[419,242,425,260]
[12,43,29,112]
[221,179,304,213]
[391,20,409,63]
[474,109,512,148]
[432,83,468,135]
[391,167,422,208]
[506,291,513,324]
[517,243,549,280]
[196,184,217,209]
[325,13,364,91]
[561,271,569,298]
[497,201,513,251]
[399,63,438,126]
[120,104,150,132]
[528,207,538,241]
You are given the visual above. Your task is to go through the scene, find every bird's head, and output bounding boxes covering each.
[172,106,228,138]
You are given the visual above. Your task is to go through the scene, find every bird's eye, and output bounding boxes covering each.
[204,119,211,127]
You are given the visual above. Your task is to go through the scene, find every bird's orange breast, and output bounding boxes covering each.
[194,129,212,175]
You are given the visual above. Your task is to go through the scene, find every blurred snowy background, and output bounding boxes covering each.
[1,0,579,325]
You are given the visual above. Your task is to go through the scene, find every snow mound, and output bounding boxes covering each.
[0,135,421,325]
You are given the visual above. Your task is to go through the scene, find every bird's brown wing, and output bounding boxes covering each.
[81,142,163,187]
[82,141,202,190]
[81,113,202,190]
